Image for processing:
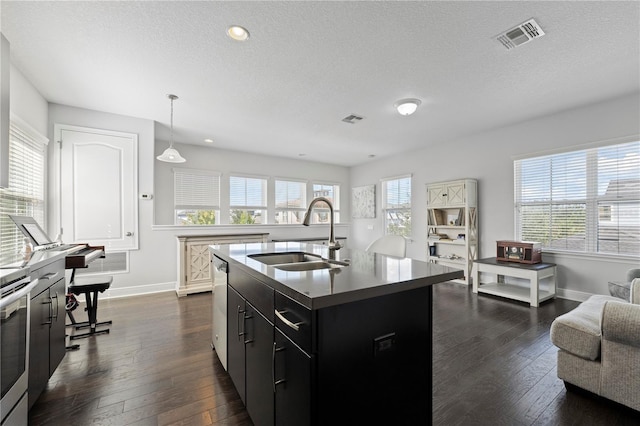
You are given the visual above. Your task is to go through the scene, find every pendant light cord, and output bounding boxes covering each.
[169,94,177,149]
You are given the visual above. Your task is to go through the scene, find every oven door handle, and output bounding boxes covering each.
[0,278,35,309]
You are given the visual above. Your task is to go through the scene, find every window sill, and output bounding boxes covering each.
[542,249,639,263]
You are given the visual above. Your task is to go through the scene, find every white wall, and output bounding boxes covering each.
[350,92,640,301]
[47,104,164,297]
[46,105,349,298]
[154,140,350,224]
[10,64,48,136]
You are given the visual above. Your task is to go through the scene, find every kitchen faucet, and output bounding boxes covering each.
[302,197,342,252]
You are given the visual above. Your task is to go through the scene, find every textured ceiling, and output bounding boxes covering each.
[2,1,639,166]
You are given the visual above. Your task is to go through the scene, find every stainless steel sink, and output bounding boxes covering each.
[273,261,340,271]
[248,252,322,265]
[248,251,348,271]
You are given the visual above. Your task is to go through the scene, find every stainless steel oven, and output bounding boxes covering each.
[1,268,32,425]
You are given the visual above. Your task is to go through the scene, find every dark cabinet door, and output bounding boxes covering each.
[227,286,246,404]
[245,302,274,426]
[274,328,311,426]
[29,289,52,409]
[49,278,66,376]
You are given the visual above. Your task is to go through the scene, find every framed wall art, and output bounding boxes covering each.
[352,184,376,218]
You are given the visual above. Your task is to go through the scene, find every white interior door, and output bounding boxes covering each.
[58,125,138,251]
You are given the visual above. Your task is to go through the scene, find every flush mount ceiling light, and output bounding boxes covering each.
[227,25,250,41]
[394,98,421,116]
[157,94,186,163]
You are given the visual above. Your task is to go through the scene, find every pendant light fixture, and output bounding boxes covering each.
[157,94,186,163]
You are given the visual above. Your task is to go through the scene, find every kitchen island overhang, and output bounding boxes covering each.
[210,241,463,310]
[209,242,463,426]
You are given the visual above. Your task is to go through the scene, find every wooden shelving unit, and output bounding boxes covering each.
[426,178,478,285]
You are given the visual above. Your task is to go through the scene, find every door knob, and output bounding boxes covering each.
[126,231,133,236]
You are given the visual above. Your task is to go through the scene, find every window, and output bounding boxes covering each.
[230,175,267,224]
[174,168,220,225]
[382,175,412,237]
[275,179,306,224]
[0,121,47,261]
[308,183,340,224]
[515,140,640,257]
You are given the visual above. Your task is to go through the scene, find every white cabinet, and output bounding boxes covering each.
[427,180,468,207]
[427,179,478,285]
[176,233,268,296]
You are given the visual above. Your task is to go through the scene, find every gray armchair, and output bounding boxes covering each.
[550,278,640,411]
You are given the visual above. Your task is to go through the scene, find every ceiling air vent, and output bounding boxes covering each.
[342,114,364,124]
[496,18,545,50]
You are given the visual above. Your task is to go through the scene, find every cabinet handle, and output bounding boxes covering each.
[51,291,59,320]
[41,272,59,281]
[275,309,303,332]
[243,313,253,344]
[43,298,53,325]
[237,306,245,340]
[272,342,286,393]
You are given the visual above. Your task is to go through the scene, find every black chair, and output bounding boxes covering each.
[67,275,113,340]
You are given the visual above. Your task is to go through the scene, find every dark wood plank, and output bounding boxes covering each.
[29,283,640,425]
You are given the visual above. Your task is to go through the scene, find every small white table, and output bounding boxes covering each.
[472,257,556,307]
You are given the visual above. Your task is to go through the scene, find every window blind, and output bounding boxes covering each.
[275,179,307,224]
[0,122,46,260]
[275,179,306,209]
[309,183,340,224]
[515,140,639,256]
[174,168,220,210]
[230,175,267,209]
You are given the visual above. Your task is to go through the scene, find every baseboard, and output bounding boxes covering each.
[556,288,593,302]
[102,281,176,299]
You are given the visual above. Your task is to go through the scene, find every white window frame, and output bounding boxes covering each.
[514,138,640,258]
[310,182,341,224]
[274,178,307,224]
[173,167,221,225]
[381,174,412,238]
[229,174,268,225]
[0,116,48,260]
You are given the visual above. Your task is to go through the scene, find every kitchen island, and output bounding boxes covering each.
[210,242,463,426]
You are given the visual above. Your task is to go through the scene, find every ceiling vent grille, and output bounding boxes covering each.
[496,19,545,50]
[342,114,364,124]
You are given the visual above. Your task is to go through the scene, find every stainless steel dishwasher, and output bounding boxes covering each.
[211,256,227,370]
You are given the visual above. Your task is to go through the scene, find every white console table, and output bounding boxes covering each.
[176,233,268,296]
[472,257,556,307]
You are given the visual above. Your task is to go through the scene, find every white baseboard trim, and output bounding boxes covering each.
[102,282,176,299]
[556,288,594,302]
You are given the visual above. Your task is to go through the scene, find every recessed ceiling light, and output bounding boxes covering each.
[204,138,214,143]
[394,98,421,116]
[227,25,250,41]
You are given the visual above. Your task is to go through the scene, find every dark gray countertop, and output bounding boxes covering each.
[270,236,347,242]
[210,242,463,309]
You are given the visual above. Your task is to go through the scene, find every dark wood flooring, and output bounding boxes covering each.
[29,283,640,425]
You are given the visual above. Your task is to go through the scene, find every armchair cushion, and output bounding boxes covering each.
[550,295,619,361]
[600,300,640,411]
[601,300,640,348]
[631,278,640,305]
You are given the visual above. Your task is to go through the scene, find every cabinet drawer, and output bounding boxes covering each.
[30,259,65,297]
[275,291,312,354]
[229,267,274,323]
